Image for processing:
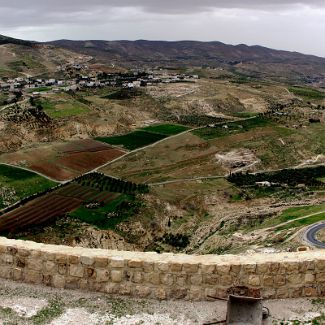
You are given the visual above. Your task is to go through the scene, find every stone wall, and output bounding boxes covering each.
[0,237,324,300]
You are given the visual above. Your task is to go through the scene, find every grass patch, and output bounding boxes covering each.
[261,204,325,228]
[231,112,259,118]
[27,87,52,93]
[31,297,64,325]
[0,164,56,209]
[69,194,142,230]
[192,116,270,140]
[141,124,189,136]
[96,130,167,150]
[288,86,325,100]
[275,213,325,231]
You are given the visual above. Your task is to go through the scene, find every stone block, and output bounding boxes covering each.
[276,287,290,299]
[155,288,167,300]
[256,264,268,274]
[27,258,43,271]
[0,266,13,279]
[6,246,18,255]
[170,263,183,272]
[52,275,65,288]
[242,263,257,274]
[157,262,169,272]
[55,253,67,264]
[17,248,30,257]
[68,255,80,264]
[219,275,233,287]
[216,264,231,275]
[13,268,23,281]
[316,260,325,271]
[170,288,187,299]
[189,287,202,301]
[316,272,325,283]
[201,264,215,274]
[24,270,41,284]
[119,283,132,295]
[183,263,199,274]
[96,269,110,282]
[65,278,80,290]
[269,262,280,274]
[274,275,286,287]
[128,259,143,269]
[287,274,303,285]
[176,274,187,286]
[304,286,317,297]
[190,275,202,286]
[248,275,261,287]
[305,273,315,284]
[43,274,52,286]
[69,264,84,278]
[110,257,125,268]
[134,286,151,298]
[148,272,160,285]
[81,256,94,266]
[132,271,143,283]
[58,263,67,276]
[44,261,57,273]
[86,267,96,278]
[1,254,13,265]
[160,273,174,286]
[143,261,154,272]
[230,264,241,274]
[94,257,108,268]
[203,274,218,285]
[263,275,274,287]
[111,270,123,283]
[284,262,299,274]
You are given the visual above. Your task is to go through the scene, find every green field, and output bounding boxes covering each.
[69,194,139,230]
[96,130,167,150]
[0,164,57,209]
[261,204,325,228]
[275,213,325,231]
[288,86,325,100]
[36,98,89,118]
[192,117,270,140]
[141,124,189,135]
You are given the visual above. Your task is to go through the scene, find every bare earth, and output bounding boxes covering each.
[0,279,323,324]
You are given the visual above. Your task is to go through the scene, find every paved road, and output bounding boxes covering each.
[304,222,325,248]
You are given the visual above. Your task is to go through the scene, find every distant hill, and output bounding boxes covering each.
[0,34,34,47]
[46,39,325,83]
[0,35,91,78]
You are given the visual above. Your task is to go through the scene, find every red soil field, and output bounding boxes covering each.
[0,139,125,181]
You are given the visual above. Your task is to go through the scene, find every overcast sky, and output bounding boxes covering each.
[1,0,325,56]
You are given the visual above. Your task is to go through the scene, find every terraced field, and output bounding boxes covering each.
[96,124,189,150]
[0,139,125,181]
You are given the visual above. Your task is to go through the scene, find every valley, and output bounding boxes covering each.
[0,35,325,257]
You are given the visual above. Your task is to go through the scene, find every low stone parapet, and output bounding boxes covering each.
[0,237,324,300]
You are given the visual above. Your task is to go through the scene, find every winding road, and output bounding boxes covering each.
[304,222,325,248]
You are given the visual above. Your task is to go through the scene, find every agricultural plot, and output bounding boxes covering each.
[96,123,189,150]
[35,93,90,118]
[0,164,56,209]
[0,139,125,181]
[0,173,148,233]
[192,116,270,140]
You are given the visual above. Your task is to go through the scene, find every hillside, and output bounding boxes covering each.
[47,39,325,83]
[0,34,34,47]
[0,35,92,78]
